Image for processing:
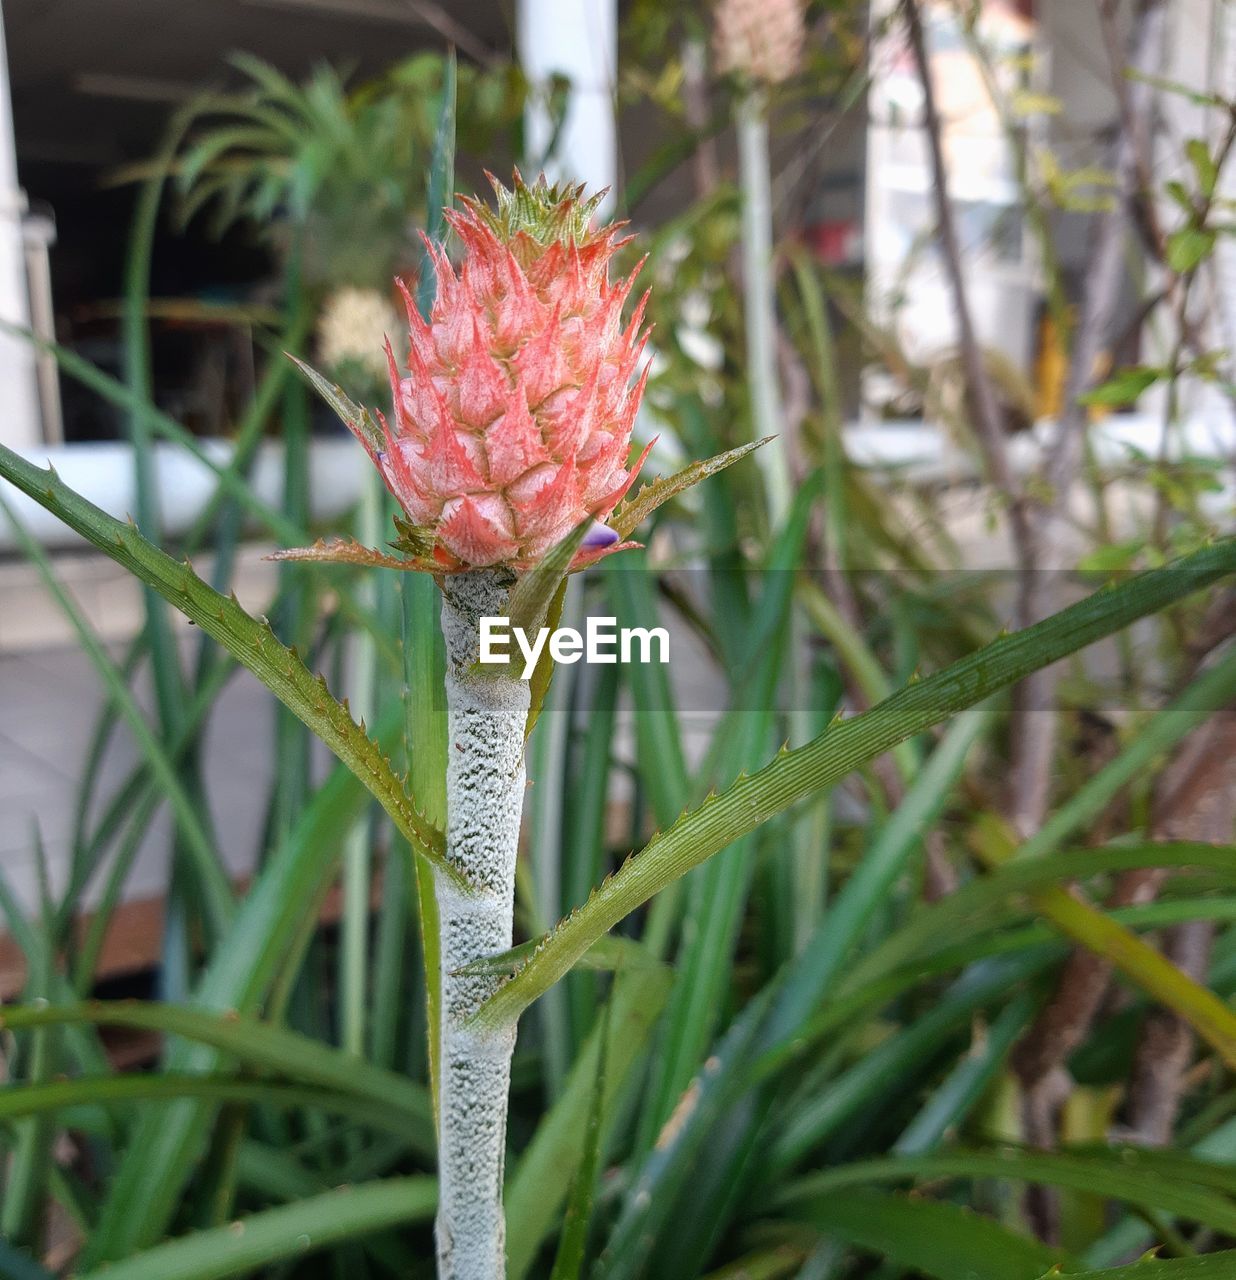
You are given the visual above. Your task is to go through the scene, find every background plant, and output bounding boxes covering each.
[1,5,1235,1279]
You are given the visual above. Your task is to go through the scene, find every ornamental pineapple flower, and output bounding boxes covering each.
[713,0,806,85]
[317,286,401,386]
[278,175,768,582]
[361,173,654,572]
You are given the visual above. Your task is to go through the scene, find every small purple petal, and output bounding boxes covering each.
[583,520,619,549]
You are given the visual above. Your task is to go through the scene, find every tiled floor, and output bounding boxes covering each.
[0,546,285,921]
[0,639,282,920]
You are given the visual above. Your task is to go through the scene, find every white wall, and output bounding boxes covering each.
[0,0,42,449]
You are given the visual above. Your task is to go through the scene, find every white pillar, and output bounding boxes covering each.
[0,0,41,448]
[517,0,618,211]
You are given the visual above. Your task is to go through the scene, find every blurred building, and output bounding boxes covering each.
[0,0,1230,452]
[0,0,1233,967]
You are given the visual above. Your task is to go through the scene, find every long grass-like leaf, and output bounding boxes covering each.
[1011,873,1236,1068]
[767,705,990,1041]
[548,972,616,1280]
[637,708,990,1250]
[75,1178,436,1280]
[769,952,1051,1173]
[417,49,456,319]
[0,1002,432,1147]
[843,842,1236,1000]
[638,478,816,1143]
[0,844,58,1247]
[787,1187,1068,1280]
[400,50,456,1126]
[594,990,774,1280]
[0,1075,429,1145]
[892,990,1038,1155]
[0,494,235,934]
[505,963,672,1280]
[84,706,404,1262]
[777,1149,1236,1237]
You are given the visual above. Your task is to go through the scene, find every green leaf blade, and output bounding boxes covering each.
[0,443,454,886]
[474,541,1236,1027]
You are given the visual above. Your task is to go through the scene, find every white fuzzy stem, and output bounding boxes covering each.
[435,570,529,1280]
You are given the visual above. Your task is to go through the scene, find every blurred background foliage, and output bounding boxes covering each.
[1,0,1235,1278]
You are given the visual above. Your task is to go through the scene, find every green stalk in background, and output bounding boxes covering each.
[737,86,792,527]
[718,0,806,524]
[340,473,384,1058]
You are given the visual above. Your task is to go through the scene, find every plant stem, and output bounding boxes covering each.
[436,569,530,1280]
[737,86,792,527]
[340,473,383,1060]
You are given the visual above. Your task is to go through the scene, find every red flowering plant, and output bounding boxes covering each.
[277,173,764,1279]
[278,173,760,583]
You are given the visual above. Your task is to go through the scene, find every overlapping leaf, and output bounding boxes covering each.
[0,443,454,885]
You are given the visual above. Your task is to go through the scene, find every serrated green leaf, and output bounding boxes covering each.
[286,352,385,454]
[268,535,436,572]
[473,539,1236,1028]
[505,517,592,636]
[1050,1255,1236,1279]
[391,512,438,560]
[609,438,772,539]
[524,576,569,740]
[0,442,455,887]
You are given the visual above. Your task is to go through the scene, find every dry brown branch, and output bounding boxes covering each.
[1127,921,1219,1146]
[1012,657,1236,1237]
[403,0,502,68]
[1008,0,1169,841]
[900,0,1031,554]
[1013,701,1236,1236]
[1125,692,1236,1145]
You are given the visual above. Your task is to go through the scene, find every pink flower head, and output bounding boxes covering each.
[359,172,653,571]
